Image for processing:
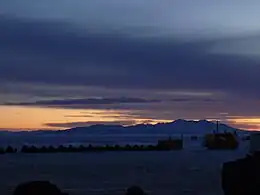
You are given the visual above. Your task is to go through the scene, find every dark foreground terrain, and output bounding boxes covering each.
[0,144,248,195]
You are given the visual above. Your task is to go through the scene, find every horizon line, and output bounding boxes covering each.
[0,119,245,132]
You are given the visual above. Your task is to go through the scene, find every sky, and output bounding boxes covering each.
[0,0,260,131]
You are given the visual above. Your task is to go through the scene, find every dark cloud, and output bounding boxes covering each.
[1,16,260,100]
[64,113,137,119]
[2,94,259,123]
[170,98,219,103]
[4,97,160,108]
[45,120,136,128]
[2,96,221,110]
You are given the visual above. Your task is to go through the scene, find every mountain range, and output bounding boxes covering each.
[1,119,248,136]
[0,120,250,147]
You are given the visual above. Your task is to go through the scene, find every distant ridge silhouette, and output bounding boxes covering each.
[56,119,244,135]
[0,119,247,135]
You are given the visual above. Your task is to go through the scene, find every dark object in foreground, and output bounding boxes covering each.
[157,137,183,150]
[203,132,239,150]
[18,137,183,154]
[126,186,147,195]
[13,181,68,195]
[222,152,260,195]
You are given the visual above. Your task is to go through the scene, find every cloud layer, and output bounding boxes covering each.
[1,1,260,130]
[1,16,260,98]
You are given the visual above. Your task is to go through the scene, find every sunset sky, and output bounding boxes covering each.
[0,0,260,131]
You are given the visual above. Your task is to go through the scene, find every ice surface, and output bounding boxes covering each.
[0,140,249,195]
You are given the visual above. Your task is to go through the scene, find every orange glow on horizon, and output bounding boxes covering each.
[229,118,260,123]
[0,105,260,131]
[0,106,171,131]
[227,118,260,131]
[0,106,128,130]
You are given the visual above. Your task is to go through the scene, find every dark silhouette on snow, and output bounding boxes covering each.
[222,152,260,195]
[12,181,68,195]
[6,146,17,153]
[157,137,183,150]
[203,132,239,150]
[12,181,148,195]
[18,140,183,154]
[126,186,147,195]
